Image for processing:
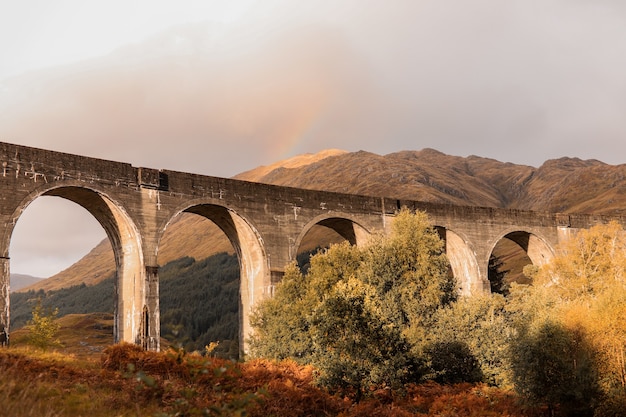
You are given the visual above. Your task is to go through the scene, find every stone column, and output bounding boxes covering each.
[0,256,9,343]
[143,265,160,351]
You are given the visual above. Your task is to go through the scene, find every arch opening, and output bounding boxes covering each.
[158,204,268,358]
[7,187,142,349]
[488,231,554,295]
[294,217,370,273]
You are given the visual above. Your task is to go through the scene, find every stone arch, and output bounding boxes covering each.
[487,229,556,292]
[292,215,371,260]
[5,184,143,345]
[434,226,483,296]
[160,203,270,355]
[489,230,555,269]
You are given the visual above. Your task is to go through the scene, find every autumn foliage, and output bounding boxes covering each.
[5,217,626,416]
[0,343,534,416]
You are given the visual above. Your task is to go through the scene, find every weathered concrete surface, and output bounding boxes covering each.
[0,142,621,352]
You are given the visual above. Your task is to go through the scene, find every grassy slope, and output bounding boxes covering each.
[10,312,115,358]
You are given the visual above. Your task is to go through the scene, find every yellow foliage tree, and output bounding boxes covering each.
[534,221,626,402]
[538,221,626,300]
[27,299,61,352]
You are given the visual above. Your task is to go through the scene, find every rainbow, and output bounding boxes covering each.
[263,90,329,162]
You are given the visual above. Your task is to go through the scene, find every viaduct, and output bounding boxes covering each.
[0,142,617,352]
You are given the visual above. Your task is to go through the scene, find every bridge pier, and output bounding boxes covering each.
[142,266,160,351]
[0,257,9,338]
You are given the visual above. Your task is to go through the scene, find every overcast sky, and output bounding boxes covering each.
[2,0,626,277]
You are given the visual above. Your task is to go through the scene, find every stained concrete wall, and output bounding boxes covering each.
[0,142,622,352]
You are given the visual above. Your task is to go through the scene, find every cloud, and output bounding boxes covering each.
[0,21,381,177]
[2,0,626,276]
[326,0,626,164]
[10,197,106,277]
[0,19,382,276]
[3,1,626,169]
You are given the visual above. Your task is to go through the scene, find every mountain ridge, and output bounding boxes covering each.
[10,273,44,292]
[239,149,626,215]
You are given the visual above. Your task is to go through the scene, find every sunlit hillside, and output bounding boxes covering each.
[241,149,626,215]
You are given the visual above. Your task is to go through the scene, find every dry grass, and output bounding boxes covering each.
[10,312,114,359]
[0,347,144,417]
[0,329,536,417]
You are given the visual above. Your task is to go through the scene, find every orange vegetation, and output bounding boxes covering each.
[0,343,538,416]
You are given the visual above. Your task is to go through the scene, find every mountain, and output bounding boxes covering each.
[235,149,348,181]
[235,149,626,215]
[19,149,626,294]
[10,273,44,292]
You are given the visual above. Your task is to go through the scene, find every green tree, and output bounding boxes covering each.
[488,254,509,295]
[358,209,455,353]
[249,261,319,362]
[311,277,416,400]
[508,320,600,417]
[428,294,512,386]
[424,340,483,384]
[27,299,61,351]
[250,209,455,399]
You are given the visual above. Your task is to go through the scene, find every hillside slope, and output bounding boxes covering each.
[10,274,44,292]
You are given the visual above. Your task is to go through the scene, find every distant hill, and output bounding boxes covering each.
[10,273,44,292]
[236,149,626,215]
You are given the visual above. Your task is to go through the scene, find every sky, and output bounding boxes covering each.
[2,0,626,277]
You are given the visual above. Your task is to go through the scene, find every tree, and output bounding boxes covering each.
[508,320,599,417]
[27,299,61,351]
[428,294,512,387]
[311,277,416,400]
[488,254,509,295]
[535,222,626,396]
[537,221,626,300]
[250,209,455,398]
[249,261,320,362]
[506,221,626,415]
[424,340,483,384]
[358,209,455,352]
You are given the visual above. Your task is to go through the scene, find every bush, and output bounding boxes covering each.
[425,341,483,384]
[27,300,61,351]
[251,209,454,400]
